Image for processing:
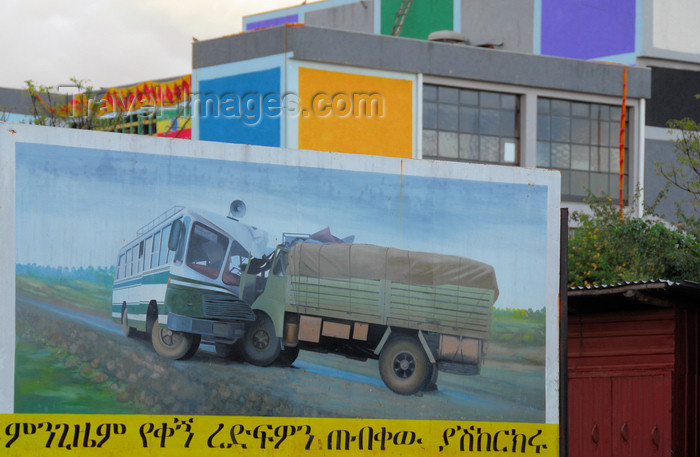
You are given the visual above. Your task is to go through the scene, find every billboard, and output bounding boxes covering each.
[0,124,561,455]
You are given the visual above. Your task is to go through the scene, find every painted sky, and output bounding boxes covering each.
[15,142,550,310]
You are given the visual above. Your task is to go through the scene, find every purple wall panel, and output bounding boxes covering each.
[246,14,299,31]
[541,0,635,60]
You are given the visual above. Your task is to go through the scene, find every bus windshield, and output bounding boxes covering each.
[185,223,229,280]
[223,240,249,286]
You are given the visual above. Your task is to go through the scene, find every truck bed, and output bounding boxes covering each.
[285,243,497,339]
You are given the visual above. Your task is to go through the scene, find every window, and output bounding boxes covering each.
[151,231,161,268]
[423,84,519,164]
[537,98,629,202]
[143,236,153,271]
[137,241,145,274]
[126,247,134,277]
[185,223,229,280]
[117,253,126,279]
[272,250,287,277]
[223,239,248,286]
[159,224,172,266]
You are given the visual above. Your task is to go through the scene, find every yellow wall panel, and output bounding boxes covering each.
[298,68,413,158]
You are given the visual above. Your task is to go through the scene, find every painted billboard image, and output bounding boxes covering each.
[3,126,559,432]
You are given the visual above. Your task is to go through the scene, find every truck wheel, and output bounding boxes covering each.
[151,323,201,360]
[242,312,280,366]
[275,346,300,367]
[379,335,431,395]
[121,304,134,338]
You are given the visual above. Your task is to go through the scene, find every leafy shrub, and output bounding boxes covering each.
[568,194,700,286]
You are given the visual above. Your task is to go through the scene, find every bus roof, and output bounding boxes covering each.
[123,206,268,259]
[191,208,268,258]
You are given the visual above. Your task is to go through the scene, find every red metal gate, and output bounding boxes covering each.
[568,310,675,457]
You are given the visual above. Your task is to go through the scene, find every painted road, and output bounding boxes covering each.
[15,297,544,422]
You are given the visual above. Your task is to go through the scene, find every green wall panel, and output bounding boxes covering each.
[381,0,454,39]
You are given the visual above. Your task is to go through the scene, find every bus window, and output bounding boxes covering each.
[160,224,171,265]
[151,231,161,268]
[137,241,144,274]
[143,236,153,271]
[223,240,248,286]
[125,249,132,278]
[185,223,229,280]
[117,253,126,279]
[131,246,138,276]
[172,218,188,264]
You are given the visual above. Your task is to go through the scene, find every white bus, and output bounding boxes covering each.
[111,204,268,359]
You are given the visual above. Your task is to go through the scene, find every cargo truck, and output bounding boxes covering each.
[114,204,499,395]
[235,234,499,395]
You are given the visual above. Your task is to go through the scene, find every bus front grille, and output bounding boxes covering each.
[202,294,255,321]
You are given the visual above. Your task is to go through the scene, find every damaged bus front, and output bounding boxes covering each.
[112,202,267,359]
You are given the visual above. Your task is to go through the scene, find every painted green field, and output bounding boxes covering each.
[14,337,144,414]
[15,266,112,317]
[491,308,546,346]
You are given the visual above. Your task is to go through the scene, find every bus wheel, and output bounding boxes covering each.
[378,335,430,395]
[241,312,280,366]
[121,305,134,338]
[151,323,201,360]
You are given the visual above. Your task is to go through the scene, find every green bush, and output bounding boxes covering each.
[568,194,700,286]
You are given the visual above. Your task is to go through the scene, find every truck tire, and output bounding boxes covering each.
[378,335,431,395]
[424,363,439,391]
[242,312,280,366]
[151,322,201,360]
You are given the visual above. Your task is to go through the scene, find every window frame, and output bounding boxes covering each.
[536,97,631,203]
[422,83,521,165]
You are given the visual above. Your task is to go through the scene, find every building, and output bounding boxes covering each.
[242,0,696,65]
[192,24,650,212]
[0,87,42,124]
[2,0,696,217]
[242,0,700,219]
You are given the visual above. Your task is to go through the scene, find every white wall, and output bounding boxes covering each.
[652,0,700,56]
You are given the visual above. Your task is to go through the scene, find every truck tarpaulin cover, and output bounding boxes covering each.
[287,243,499,300]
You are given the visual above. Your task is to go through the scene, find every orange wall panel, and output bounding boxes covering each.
[298,67,413,158]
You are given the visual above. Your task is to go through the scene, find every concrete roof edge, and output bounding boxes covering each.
[194,25,652,99]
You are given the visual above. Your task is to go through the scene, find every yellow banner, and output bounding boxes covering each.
[0,415,557,456]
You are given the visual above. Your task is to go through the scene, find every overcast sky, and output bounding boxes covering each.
[0,0,305,90]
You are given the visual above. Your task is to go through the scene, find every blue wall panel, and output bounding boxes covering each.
[198,68,281,147]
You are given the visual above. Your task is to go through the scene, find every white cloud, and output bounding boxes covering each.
[0,0,306,89]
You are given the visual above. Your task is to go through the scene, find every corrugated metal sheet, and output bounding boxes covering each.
[569,279,700,296]
[569,279,680,291]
